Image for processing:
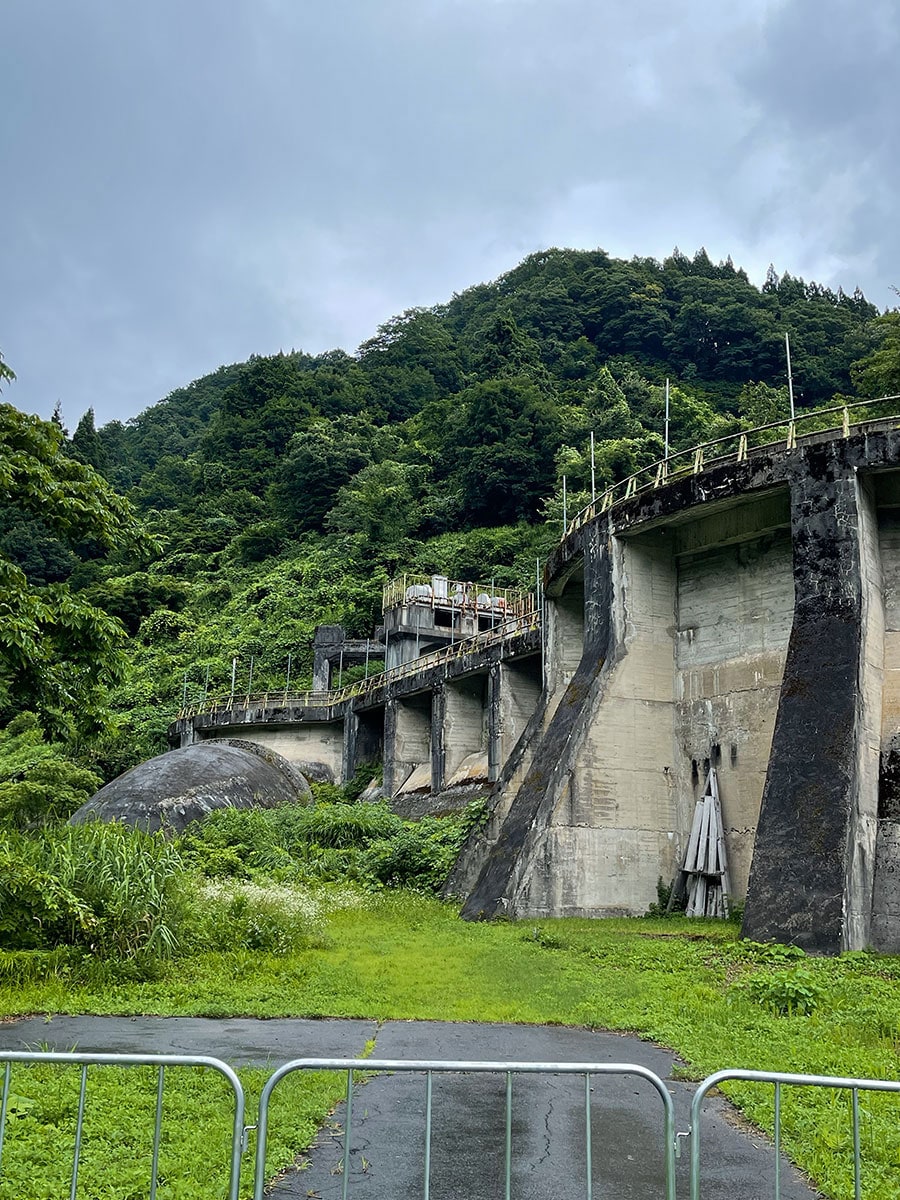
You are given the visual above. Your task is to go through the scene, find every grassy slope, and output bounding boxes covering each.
[2,896,899,1198]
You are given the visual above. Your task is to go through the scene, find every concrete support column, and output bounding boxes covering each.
[431,686,446,794]
[743,462,882,952]
[384,694,432,797]
[343,706,386,787]
[497,658,543,767]
[383,700,399,797]
[441,676,488,790]
[488,665,502,783]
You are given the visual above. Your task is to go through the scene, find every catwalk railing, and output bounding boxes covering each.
[177,611,541,720]
[564,394,900,538]
[178,396,900,724]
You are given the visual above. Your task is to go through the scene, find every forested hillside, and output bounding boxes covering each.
[3,246,899,786]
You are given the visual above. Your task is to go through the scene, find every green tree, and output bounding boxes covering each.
[851,311,900,398]
[70,407,107,473]
[0,401,150,735]
[451,377,560,525]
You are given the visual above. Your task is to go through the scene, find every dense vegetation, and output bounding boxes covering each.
[3,247,898,781]
[1,250,900,1195]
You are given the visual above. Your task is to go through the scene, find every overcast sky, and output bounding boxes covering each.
[2,0,896,428]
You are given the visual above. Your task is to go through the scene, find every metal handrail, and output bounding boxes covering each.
[382,573,535,617]
[0,1050,246,1200]
[253,1057,677,1200]
[564,394,900,538]
[178,612,541,719]
[690,1067,900,1200]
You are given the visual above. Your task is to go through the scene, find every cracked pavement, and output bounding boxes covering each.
[0,1016,821,1198]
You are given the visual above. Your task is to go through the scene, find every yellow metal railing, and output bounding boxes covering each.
[177,611,541,720]
[564,394,900,538]
[382,574,535,618]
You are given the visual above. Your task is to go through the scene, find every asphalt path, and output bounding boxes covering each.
[0,1016,821,1199]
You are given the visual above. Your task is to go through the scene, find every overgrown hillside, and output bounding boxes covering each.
[3,246,899,781]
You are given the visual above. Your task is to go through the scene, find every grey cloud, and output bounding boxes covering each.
[1,0,894,428]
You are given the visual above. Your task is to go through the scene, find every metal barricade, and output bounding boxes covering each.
[252,1057,678,1200]
[0,1050,246,1200]
[689,1068,900,1200]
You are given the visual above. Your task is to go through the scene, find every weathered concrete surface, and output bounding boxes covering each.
[742,462,876,952]
[386,694,432,796]
[392,783,487,820]
[498,657,542,765]
[70,740,311,834]
[872,820,900,950]
[674,516,794,899]
[530,531,678,917]
[0,1017,820,1200]
[461,524,612,920]
[199,722,345,781]
[441,675,488,787]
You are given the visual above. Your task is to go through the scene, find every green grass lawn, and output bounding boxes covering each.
[2,891,899,1198]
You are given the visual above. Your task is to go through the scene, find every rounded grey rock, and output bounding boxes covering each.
[70,739,311,834]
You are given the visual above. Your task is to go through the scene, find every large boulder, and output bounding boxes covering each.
[70,739,311,834]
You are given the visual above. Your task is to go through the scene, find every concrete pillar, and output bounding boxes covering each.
[431,686,445,794]
[488,665,502,783]
[343,706,385,786]
[384,694,432,796]
[497,657,543,768]
[440,675,488,789]
[313,625,343,692]
[743,465,882,952]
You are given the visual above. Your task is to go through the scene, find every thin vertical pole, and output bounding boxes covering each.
[851,1088,861,1200]
[181,671,188,707]
[285,653,292,694]
[562,474,568,532]
[364,641,370,679]
[70,1065,88,1200]
[785,332,796,421]
[585,1073,593,1200]
[247,656,254,695]
[342,1070,354,1200]
[338,649,344,688]
[0,1062,11,1168]
[590,431,596,501]
[664,378,670,463]
[774,1081,781,1200]
[423,1071,433,1200]
[504,1071,513,1200]
[230,657,237,702]
[150,1065,165,1200]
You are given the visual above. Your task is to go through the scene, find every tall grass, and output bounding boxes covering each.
[0,822,186,959]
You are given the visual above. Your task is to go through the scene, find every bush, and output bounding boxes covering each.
[180,794,482,894]
[0,712,102,827]
[362,818,465,891]
[731,965,823,1016]
[183,880,325,953]
[0,822,186,960]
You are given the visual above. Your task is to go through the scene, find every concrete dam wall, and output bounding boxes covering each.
[170,415,900,954]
